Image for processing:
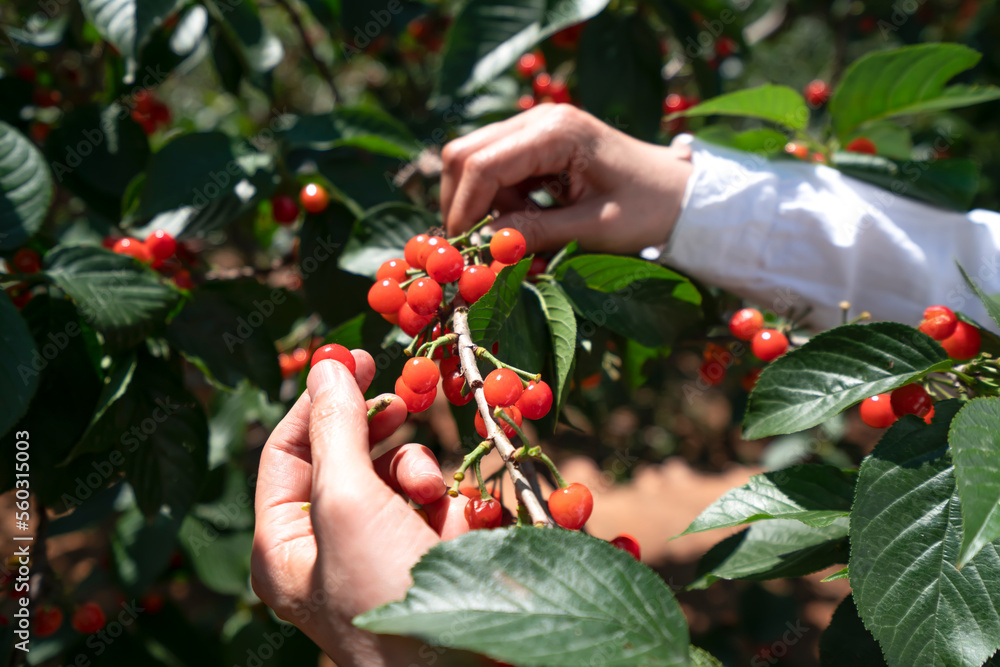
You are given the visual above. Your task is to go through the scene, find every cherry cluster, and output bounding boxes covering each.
[696,306,790,389]
[130,90,172,135]
[104,228,193,290]
[515,51,571,111]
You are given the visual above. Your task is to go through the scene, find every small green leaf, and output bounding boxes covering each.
[0,121,53,251]
[0,291,39,437]
[79,0,185,82]
[830,44,1000,139]
[64,353,138,461]
[958,263,1000,333]
[679,464,855,536]
[355,528,690,666]
[950,398,1000,568]
[339,204,436,278]
[821,567,849,583]
[670,85,809,131]
[525,281,576,415]
[696,127,789,154]
[467,259,532,346]
[831,152,978,211]
[282,108,423,159]
[45,246,181,349]
[690,646,724,666]
[743,323,951,440]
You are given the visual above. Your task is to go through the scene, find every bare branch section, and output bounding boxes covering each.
[451,306,553,526]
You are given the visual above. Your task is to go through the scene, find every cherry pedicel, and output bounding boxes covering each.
[71,603,106,634]
[475,406,522,438]
[464,497,503,529]
[483,368,524,407]
[299,183,330,214]
[728,308,764,341]
[490,228,527,265]
[516,380,553,419]
[610,534,641,560]
[407,278,443,316]
[311,344,357,374]
[376,258,410,282]
[751,329,789,362]
[368,278,407,314]
[395,376,436,413]
[860,393,897,428]
[918,305,957,341]
[458,265,496,304]
[548,483,593,530]
[402,357,440,394]
[890,383,933,418]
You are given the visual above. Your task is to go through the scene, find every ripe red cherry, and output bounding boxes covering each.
[172,270,193,290]
[311,343,357,374]
[71,603,106,634]
[527,256,548,276]
[402,357,440,394]
[404,234,429,267]
[784,142,810,160]
[860,393,896,428]
[112,238,152,263]
[464,497,503,529]
[890,383,933,418]
[729,308,764,341]
[490,228,527,265]
[299,183,330,214]
[280,348,309,378]
[483,368,523,406]
[12,248,41,274]
[941,321,981,360]
[516,380,553,419]
[458,265,495,304]
[918,305,957,340]
[271,195,299,224]
[397,303,435,337]
[407,278,443,316]
[548,483,593,530]
[846,137,877,155]
[490,260,508,274]
[376,258,410,282]
[35,605,63,637]
[804,79,831,107]
[441,357,472,406]
[610,534,641,560]
[533,72,552,97]
[751,329,789,362]
[517,51,545,78]
[548,80,571,104]
[426,244,464,284]
[741,368,762,392]
[368,278,406,314]
[698,360,726,386]
[417,236,448,268]
[146,229,176,262]
[517,94,536,111]
[395,376,436,412]
[475,405,522,438]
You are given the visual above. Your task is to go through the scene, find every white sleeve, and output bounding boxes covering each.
[661,135,1000,332]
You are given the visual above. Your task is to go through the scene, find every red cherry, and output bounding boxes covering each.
[516,380,553,419]
[406,278,443,316]
[271,195,299,224]
[918,305,957,340]
[397,303,435,337]
[395,376,436,412]
[533,73,552,97]
[6,285,33,310]
[941,321,981,360]
[15,64,36,83]
[12,248,41,274]
[112,238,152,263]
[475,405,522,438]
[728,308,764,341]
[741,368,762,392]
[663,93,691,114]
[376,258,410,283]
[368,278,406,314]
[517,52,545,78]
[299,183,330,214]
[35,605,63,637]
[146,229,176,262]
[489,260,508,274]
[860,394,897,428]
[490,228,527,265]
[548,483,593,530]
[71,603,106,634]
[527,256,548,276]
[464,497,503,529]
[610,534,641,560]
[698,360,726,386]
[804,79,831,107]
[402,357,440,394]
[483,368,523,407]
[172,269,193,290]
[550,23,584,49]
[890,383,933,418]
[150,101,171,127]
[426,244,464,284]
[404,234,429,267]
[549,80,571,104]
[311,344,357,374]
[751,329,789,362]
[417,236,448,268]
[441,357,472,406]
[517,95,536,111]
[140,592,164,614]
[846,137,877,155]
[784,142,810,160]
[458,265,496,304]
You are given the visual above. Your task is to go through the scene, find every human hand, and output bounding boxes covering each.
[441,104,694,255]
[251,353,473,667]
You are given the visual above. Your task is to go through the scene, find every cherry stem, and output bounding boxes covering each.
[474,347,541,384]
[399,275,422,289]
[448,211,497,247]
[366,395,394,422]
[473,459,488,501]
[516,504,530,527]
[404,320,438,356]
[519,447,567,488]
[448,440,492,497]
[495,406,531,447]
[416,333,458,358]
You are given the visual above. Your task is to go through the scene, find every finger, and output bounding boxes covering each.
[353,349,376,393]
[424,493,471,539]
[372,443,447,504]
[255,392,314,514]
[494,198,607,253]
[367,393,408,445]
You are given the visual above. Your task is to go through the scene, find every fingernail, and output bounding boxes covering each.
[410,472,446,504]
[307,359,338,401]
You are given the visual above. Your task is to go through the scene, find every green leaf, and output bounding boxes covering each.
[695,126,789,155]
[670,85,808,131]
[498,284,549,383]
[555,254,701,349]
[959,263,1000,333]
[214,0,284,75]
[830,152,978,211]
[355,527,690,666]
[525,281,576,415]
[467,259,532,346]
[689,646,723,666]
[819,596,887,667]
[851,399,1000,667]
[622,339,670,390]
[821,567,849,582]
[690,518,849,588]
[166,281,297,401]
[436,0,610,99]
[338,203,436,278]
[576,13,663,140]
[0,121,53,251]
[0,291,39,437]
[79,0,185,83]
[743,323,952,440]
[179,519,253,595]
[679,464,855,536]
[950,398,1000,568]
[64,353,138,461]
[111,505,184,596]
[44,245,181,349]
[282,108,423,159]
[829,44,1000,139]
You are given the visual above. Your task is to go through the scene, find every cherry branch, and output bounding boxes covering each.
[451,306,553,526]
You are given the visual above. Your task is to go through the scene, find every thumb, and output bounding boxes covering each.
[306,360,373,493]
